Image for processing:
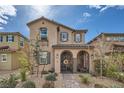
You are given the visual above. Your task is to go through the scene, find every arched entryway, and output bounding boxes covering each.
[61,50,73,73]
[77,51,89,72]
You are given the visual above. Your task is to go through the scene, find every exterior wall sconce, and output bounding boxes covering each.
[56,54,59,59]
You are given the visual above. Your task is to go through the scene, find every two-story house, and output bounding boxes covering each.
[0,32,29,70]
[27,17,94,73]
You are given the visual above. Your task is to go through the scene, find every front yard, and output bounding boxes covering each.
[0,69,124,88]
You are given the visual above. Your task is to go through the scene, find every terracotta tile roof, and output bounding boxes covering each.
[27,16,87,33]
[0,46,18,52]
[87,32,124,44]
[0,32,29,41]
[52,44,94,49]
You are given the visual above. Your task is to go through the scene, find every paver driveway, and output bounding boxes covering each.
[62,74,80,88]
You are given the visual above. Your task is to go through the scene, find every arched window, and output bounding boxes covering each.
[40,27,47,40]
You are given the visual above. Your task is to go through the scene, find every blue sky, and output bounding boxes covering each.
[0,5,124,43]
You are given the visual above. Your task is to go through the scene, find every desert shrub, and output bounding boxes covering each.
[22,80,36,88]
[94,83,107,88]
[79,74,91,85]
[111,84,121,88]
[45,73,57,82]
[42,82,54,88]
[0,74,18,88]
[44,73,57,88]
[20,69,26,82]
[117,72,124,82]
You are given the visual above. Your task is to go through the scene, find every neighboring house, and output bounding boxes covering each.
[27,17,94,73]
[88,33,124,55]
[0,32,29,70]
[88,33,124,72]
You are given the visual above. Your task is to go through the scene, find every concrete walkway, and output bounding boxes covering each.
[62,74,80,88]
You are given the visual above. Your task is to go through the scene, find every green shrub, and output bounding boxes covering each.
[22,80,36,88]
[42,82,54,88]
[45,73,57,82]
[20,69,26,82]
[117,73,124,82]
[79,74,91,85]
[111,84,121,88]
[94,83,107,88]
[0,74,18,88]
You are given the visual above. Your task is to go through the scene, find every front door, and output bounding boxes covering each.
[61,51,73,73]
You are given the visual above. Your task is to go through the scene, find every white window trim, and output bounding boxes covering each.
[20,37,24,47]
[75,33,81,42]
[7,35,13,42]
[1,54,7,62]
[61,32,68,42]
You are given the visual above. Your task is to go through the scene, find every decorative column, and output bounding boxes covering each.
[73,58,77,73]
[73,52,77,73]
[55,51,61,73]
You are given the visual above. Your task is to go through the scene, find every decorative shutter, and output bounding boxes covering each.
[60,32,62,41]
[1,36,3,42]
[67,33,68,41]
[6,35,8,42]
[0,36,3,42]
[12,35,14,42]
[47,52,50,64]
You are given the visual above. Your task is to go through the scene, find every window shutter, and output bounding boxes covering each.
[6,35,8,42]
[1,36,3,42]
[0,36,3,42]
[12,35,14,42]
[47,52,50,64]
[60,32,62,41]
[67,33,68,41]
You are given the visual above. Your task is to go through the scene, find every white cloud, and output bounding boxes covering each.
[0,5,17,29]
[89,5,124,13]
[0,27,4,29]
[77,12,91,23]
[89,5,102,9]
[83,12,91,17]
[28,6,56,20]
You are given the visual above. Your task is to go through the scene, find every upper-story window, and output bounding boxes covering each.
[40,27,47,40]
[7,35,14,42]
[106,36,124,42]
[0,36,3,42]
[75,33,81,42]
[60,32,68,42]
[20,37,24,47]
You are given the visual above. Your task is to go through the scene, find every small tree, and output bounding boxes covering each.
[30,31,48,77]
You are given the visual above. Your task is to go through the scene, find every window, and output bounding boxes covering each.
[40,27,47,40]
[38,51,50,64]
[0,36,3,42]
[75,34,81,42]
[7,35,14,42]
[119,37,124,41]
[61,32,68,42]
[20,38,24,47]
[1,54,7,62]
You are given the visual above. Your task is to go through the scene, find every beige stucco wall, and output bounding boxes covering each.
[11,52,20,70]
[0,53,12,70]
[0,35,19,49]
